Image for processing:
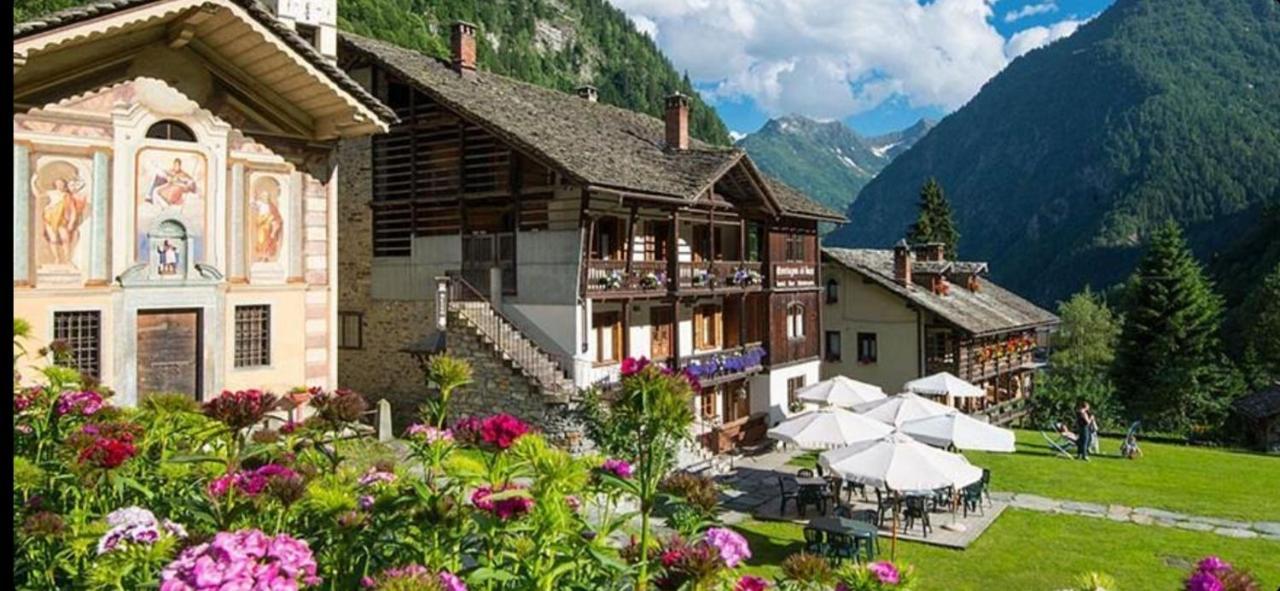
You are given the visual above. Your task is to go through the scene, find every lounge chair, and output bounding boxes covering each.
[1041,430,1077,459]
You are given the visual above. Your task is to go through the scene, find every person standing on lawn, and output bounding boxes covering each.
[1075,401,1094,461]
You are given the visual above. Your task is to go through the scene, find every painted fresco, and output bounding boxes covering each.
[249,174,286,263]
[136,148,206,263]
[32,155,92,272]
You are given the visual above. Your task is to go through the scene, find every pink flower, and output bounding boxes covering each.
[361,565,466,591]
[478,414,530,450]
[868,562,901,585]
[471,485,535,519]
[406,424,454,443]
[1186,571,1225,591]
[208,464,300,498]
[359,495,375,511]
[620,356,651,376]
[735,575,769,591]
[57,390,104,416]
[438,571,467,591]
[357,467,397,488]
[601,458,634,479]
[1197,556,1231,573]
[159,530,319,590]
[703,528,751,568]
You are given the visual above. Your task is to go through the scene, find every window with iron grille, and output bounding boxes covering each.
[339,312,363,350]
[234,306,271,368]
[53,311,101,379]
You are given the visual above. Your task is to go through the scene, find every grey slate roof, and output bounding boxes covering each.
[823,247,1059,336]
[341,33,845,221]
[1233,384,1280,420]
[14,0,396,124]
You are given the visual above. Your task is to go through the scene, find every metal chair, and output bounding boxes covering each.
[797,484,828,517]
[962,482,985,517]
[827,532,859,564]
[802,526,827,555]
[903,496,932,537]
[777,476,800,515]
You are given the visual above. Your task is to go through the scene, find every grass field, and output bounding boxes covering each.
[734,510,1280,590]
[788,430,1280,522]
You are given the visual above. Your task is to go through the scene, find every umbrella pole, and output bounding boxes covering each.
[891,492,899,561]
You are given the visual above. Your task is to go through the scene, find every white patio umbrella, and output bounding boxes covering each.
[797,376,887,408]
[904,372,985,399]
[853,392,954,426]
[900,411,1017,453]
[766,408,894,450]
[818,431,983,491]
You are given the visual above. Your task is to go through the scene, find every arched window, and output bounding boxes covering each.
[786,303,805,339]
[825,278,839,304]
[146,120,196,142]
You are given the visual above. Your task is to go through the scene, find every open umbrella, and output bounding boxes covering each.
[766,408,894,450]
[853,392,953,426]
[818,431,983,491]
[904,372,985,399]
[900,411,1017,453]
[797,376,887,408]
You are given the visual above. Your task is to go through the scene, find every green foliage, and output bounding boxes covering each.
[906,177,960,258]
[1034,288,1122,427]
[421,354,473,427]
[777,552,834,589]
[1235,263,1280,388]
[1071,571,1118,591]
[1112,223,1241,433]
[831,0,1280,307]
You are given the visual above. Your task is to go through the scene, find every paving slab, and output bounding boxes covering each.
[1215,528,1259,539]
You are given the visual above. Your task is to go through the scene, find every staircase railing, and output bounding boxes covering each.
[445,275,572,399]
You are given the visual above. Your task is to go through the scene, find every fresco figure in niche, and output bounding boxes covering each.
[156,240,180,275]
[251,177,285,262]
[34,159,90,267]
[146,157,198,206]
[137,149,205,263]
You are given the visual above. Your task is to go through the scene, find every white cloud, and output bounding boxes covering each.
[1005,18,1086,58]
[1004,1,1058,23]
[729,130,748,141]
[628,14,659,38]
[608,0,1092,120]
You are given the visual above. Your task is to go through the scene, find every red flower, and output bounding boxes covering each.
[78,437,137,469]
[471,485,534,519]
[620,356,651,376]
[479,414,530,450]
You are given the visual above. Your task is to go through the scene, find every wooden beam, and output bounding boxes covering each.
[166,6,219,49]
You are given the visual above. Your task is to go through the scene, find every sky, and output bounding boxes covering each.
[607,0,1115,138]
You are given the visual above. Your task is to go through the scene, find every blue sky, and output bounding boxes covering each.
[609,0,1114,137]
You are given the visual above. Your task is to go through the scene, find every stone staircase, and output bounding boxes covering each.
[446,278,576,402]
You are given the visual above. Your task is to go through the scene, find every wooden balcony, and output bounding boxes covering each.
[675,261,765,294]
[585,259,766,297]
[677,344,767,386]
[770,262,817,288]
[584,260,670,297]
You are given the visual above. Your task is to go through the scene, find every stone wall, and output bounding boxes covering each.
[445,311,587,451]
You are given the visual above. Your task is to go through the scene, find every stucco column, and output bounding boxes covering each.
[288,171,304,281]
[89,150,110,283]
[229,162,246,280]
[14,144,30,284]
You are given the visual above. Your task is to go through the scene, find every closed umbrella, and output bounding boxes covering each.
[900,411,1016,453]
[904,372,985,399]
[854,393,953,426]
[766,408,894,450]
[797,376,887,408]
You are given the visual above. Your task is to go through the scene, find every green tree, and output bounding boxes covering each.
[1112,222,1238,433]
[906,178,960,258]
[1034,288,1121,427]
[1238,263,1280,388]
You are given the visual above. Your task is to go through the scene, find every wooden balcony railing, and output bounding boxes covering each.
[770,263,817,288]
[678,344,767,386]
[674,261,765,292]
[585,259,765,296]
[584,260,670,295]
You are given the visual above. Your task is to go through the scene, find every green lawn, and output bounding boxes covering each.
[787,430,1280,521]
[734,510,1280,590]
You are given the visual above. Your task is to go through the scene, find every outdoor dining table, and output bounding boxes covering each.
[807,516,879,562]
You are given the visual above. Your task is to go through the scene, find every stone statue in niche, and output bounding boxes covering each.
[156,239,181,275]
[250,176,285,263]
[33,157,91,269]
[149,219,188,279]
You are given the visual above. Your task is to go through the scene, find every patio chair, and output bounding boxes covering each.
[929,486,954,513]
[980,468,993,507]
[777,476,800,515]
[797,484,828,517]
[844,478,867,502]
[903,496,932,538]
[827,533,859,564]
[797,468,815,478]
[847,509,880,527]
[874,488,896,526]
[962,482,984,517]
[1041,430,1077,459]
[802,527,827,555]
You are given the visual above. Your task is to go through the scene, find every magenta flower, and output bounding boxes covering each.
[361,564,467,591]
[56,390,104,416]
[208,464,300,498]
[1197,556,1232,573]
[159,529,320,590]
[620,356,651,376]
[868,561,901,585]
[359,495,375,511]
[357,467,397,488]
[601,458,634,479]
[479,414,530,450]
[1186,571,1225,591]
[735,575,769,591]
[438,571,467,591]
[97,506,187,555]
[703,527,751,568]
[471,485,535,519]
[406,424,454,444]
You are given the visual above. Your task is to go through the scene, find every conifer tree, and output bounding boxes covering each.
[1113,222,1238,433]
[1240,263,1280,388]
[907,177,960,258]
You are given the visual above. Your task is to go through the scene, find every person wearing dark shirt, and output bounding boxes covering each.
[1075,401,1093,461]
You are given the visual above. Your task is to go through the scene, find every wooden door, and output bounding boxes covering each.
[136,309,202,399]
[650,306,673,360]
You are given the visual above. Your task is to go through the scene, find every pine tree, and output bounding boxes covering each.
[1239,263,1280,388]
[1112,222,1238,433]
[1034,288,1121,426]
[906,177,960,258]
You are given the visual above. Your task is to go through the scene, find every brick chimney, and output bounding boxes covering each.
[665,93,689,151]
[576,85,598,102]
[916,242,946,262]
[450,21,477,75]
[893,239,912,287]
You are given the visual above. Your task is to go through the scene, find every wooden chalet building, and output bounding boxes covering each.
[821,242,1059,414]
[334,25,845,455]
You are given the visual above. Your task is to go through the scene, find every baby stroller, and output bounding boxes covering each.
[1119,421,1143,459]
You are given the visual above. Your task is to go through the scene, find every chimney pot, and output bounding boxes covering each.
[576,85,598,102]
[665,92,690,151]
[915,242,946,262]
[893,239,912,287]
[450,21,477,75]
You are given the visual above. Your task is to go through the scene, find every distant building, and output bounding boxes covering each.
[821,242,1058,415]
[332,27,845,457]
[1232,384,1280,453]
[13,0,392,403]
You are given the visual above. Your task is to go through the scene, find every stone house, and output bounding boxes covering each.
[332,27,846,455]
[1232,384,1280,453]
[821,242,1059,417]
[13,0,392,404]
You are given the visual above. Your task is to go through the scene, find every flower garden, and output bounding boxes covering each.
[13,330,1276,590]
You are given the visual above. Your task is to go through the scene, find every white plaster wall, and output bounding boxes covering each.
[371,234,460,300]
[751,360,821,427]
